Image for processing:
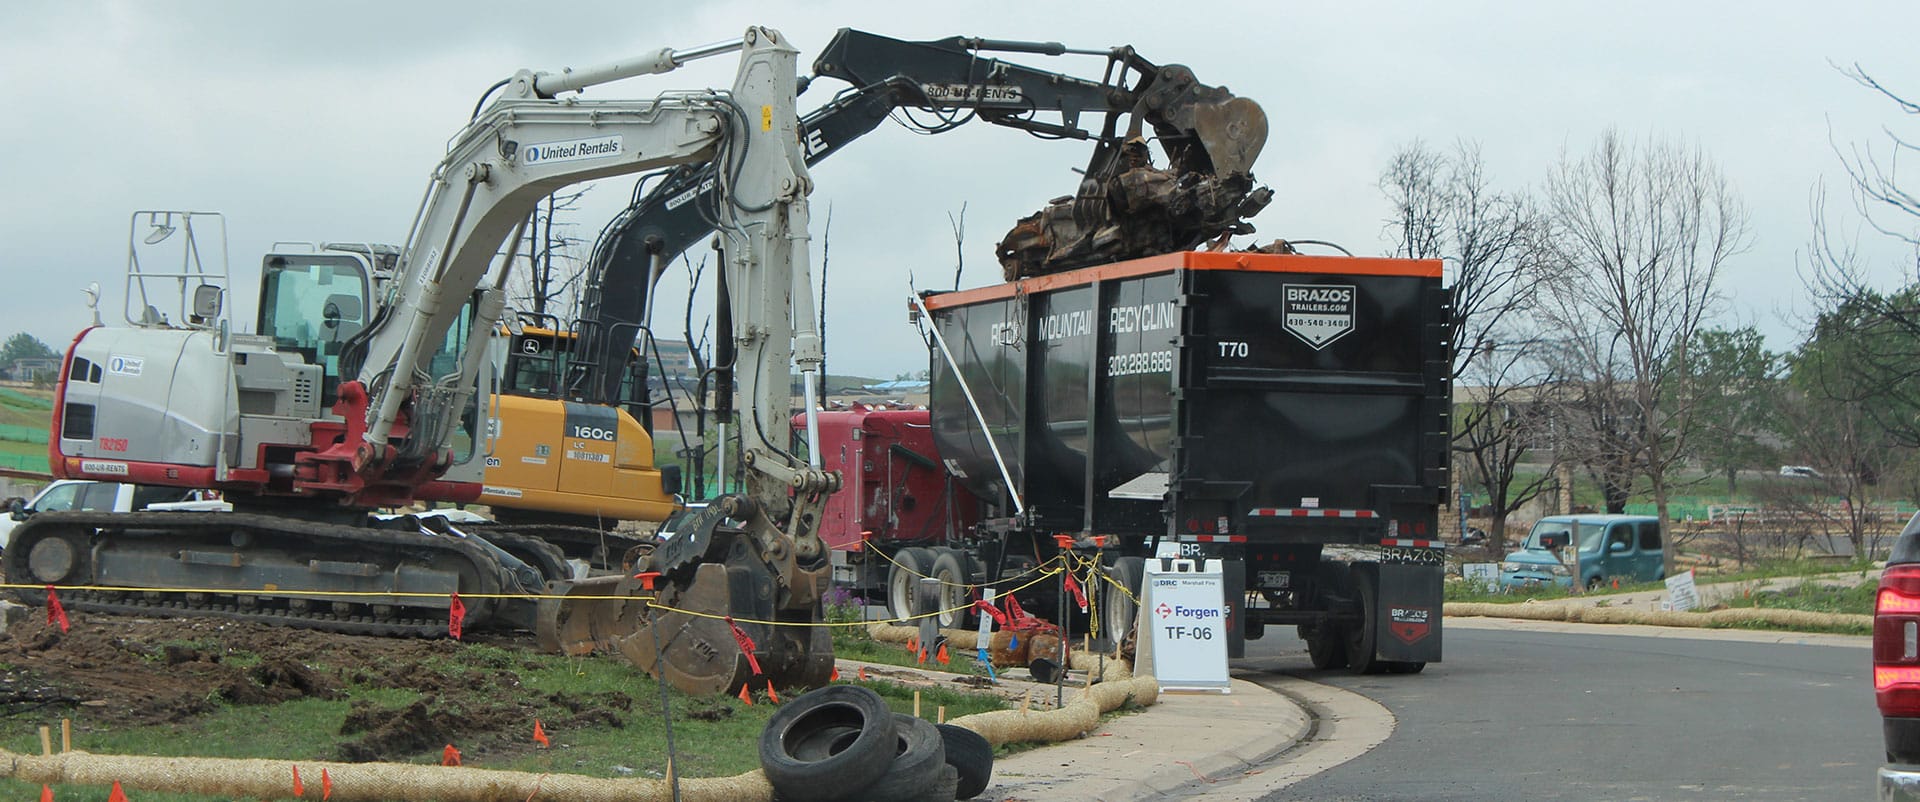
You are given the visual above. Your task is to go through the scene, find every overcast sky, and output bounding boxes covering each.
[2,1,1916,379]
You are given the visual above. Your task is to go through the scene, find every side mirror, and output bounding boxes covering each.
[192,285,224,321]
[9,498,27,520]
[1609,541,1629,553]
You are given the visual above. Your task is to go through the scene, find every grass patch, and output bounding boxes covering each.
[1444,578,1666,604]
[0,644,1008,802]
[1715,581,1876,617]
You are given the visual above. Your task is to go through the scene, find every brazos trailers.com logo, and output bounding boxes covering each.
[1282,284,1357,349]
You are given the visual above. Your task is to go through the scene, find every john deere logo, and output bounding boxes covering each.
[1282,284,1356,349]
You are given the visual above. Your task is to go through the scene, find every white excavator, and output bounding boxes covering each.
[18,27,838,693]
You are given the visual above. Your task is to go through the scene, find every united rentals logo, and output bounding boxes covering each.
[1282,284,1356,349]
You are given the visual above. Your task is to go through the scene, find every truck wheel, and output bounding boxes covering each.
[886,547,933,623]
[1345,579,1383,675]
[929,549,971,630]
[1101,556,1145,644]
[1302,624,1347,670]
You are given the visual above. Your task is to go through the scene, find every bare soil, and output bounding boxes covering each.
[0,608,638,763]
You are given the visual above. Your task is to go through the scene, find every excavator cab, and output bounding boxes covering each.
[257,253,369,406]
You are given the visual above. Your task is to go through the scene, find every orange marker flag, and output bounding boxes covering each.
[937,642,951,665]
[831,666,840,681]
[766,680,781,704]
[107,782,128,802]
[448,592,466,640]
[533,719,550,748]
[442,744,462,767]
[321,768,333,800]
[858,666,869,681]
[906,635,919,654]
[292,765,305,797]
[39,784,51,802]
[738,684,754,705]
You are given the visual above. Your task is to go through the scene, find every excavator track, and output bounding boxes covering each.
[2,510,541,637]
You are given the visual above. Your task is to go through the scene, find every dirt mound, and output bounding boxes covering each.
[0,608,632,762]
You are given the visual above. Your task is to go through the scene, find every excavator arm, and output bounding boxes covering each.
[572,28,1270,406]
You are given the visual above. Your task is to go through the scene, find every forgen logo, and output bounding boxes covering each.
[1281,284,1357,349]
[1156,604,1223,621]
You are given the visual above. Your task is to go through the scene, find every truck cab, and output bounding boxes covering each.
[1499,514,1665,590]
[2,480,228,550]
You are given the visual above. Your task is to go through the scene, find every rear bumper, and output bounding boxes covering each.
[1881,765,1920,801]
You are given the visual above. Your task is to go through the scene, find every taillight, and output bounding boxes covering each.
[1876,565,1920,716]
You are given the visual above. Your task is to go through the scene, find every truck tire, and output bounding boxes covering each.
[929,549,971,630]
[1101,556,1145,644]
[886,547,934,624]
[1345,576,1383,675]
[758,686,897,801]
[1385,660,1426,674]
[862,714,947,801]
[1301,624,1347,670]
[936,722,994,799]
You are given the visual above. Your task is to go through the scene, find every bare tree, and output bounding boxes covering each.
[1380,140,1547,549]
[949,203,967,291]
[1536,129,1750,576]
[513,188,593,317]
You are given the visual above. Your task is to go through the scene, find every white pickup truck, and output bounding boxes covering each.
[1,480,229,549]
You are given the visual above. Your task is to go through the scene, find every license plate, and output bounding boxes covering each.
[1381,545,1444,565]
[1256,570,1290,589]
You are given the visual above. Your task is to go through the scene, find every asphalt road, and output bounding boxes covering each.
[1233,620,1878,801]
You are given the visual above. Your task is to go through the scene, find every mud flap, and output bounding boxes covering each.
[1374,561,1442,663]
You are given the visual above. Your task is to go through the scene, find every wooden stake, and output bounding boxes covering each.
[38,726,50,756]
[937,705,947,724]
[1020,694,1032,714]
[912,690,922,718]
[60,719,70,753]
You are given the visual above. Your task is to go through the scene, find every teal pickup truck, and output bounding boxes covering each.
[1499,514,1665,590]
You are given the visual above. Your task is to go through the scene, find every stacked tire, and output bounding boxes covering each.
[759,685,993,801]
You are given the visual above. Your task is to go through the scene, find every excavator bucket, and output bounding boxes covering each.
[1190,95,1268,178]
[539,495,835,696]
[535,575,644,655]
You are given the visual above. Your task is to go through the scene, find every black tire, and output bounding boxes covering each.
[759,686,898,801]
[1385,661,1426,675]
[928,549,971,630]
[1101,556,1145,646]
[886,547,934,623]
[1302,624,1347,670]
[788,724,861,762]
[928,764,960,801]
[863,714,948,802]
[935,723,993,799]
[1345,576,1382,675]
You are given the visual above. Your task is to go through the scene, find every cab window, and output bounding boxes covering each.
[1637,521,1662,551]
[77,482,119,511]
[31,483,83,512]
[1606,525,1632,552]
[258,255,369,403]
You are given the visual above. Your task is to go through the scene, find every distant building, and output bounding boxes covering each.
[6,358,56,383]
